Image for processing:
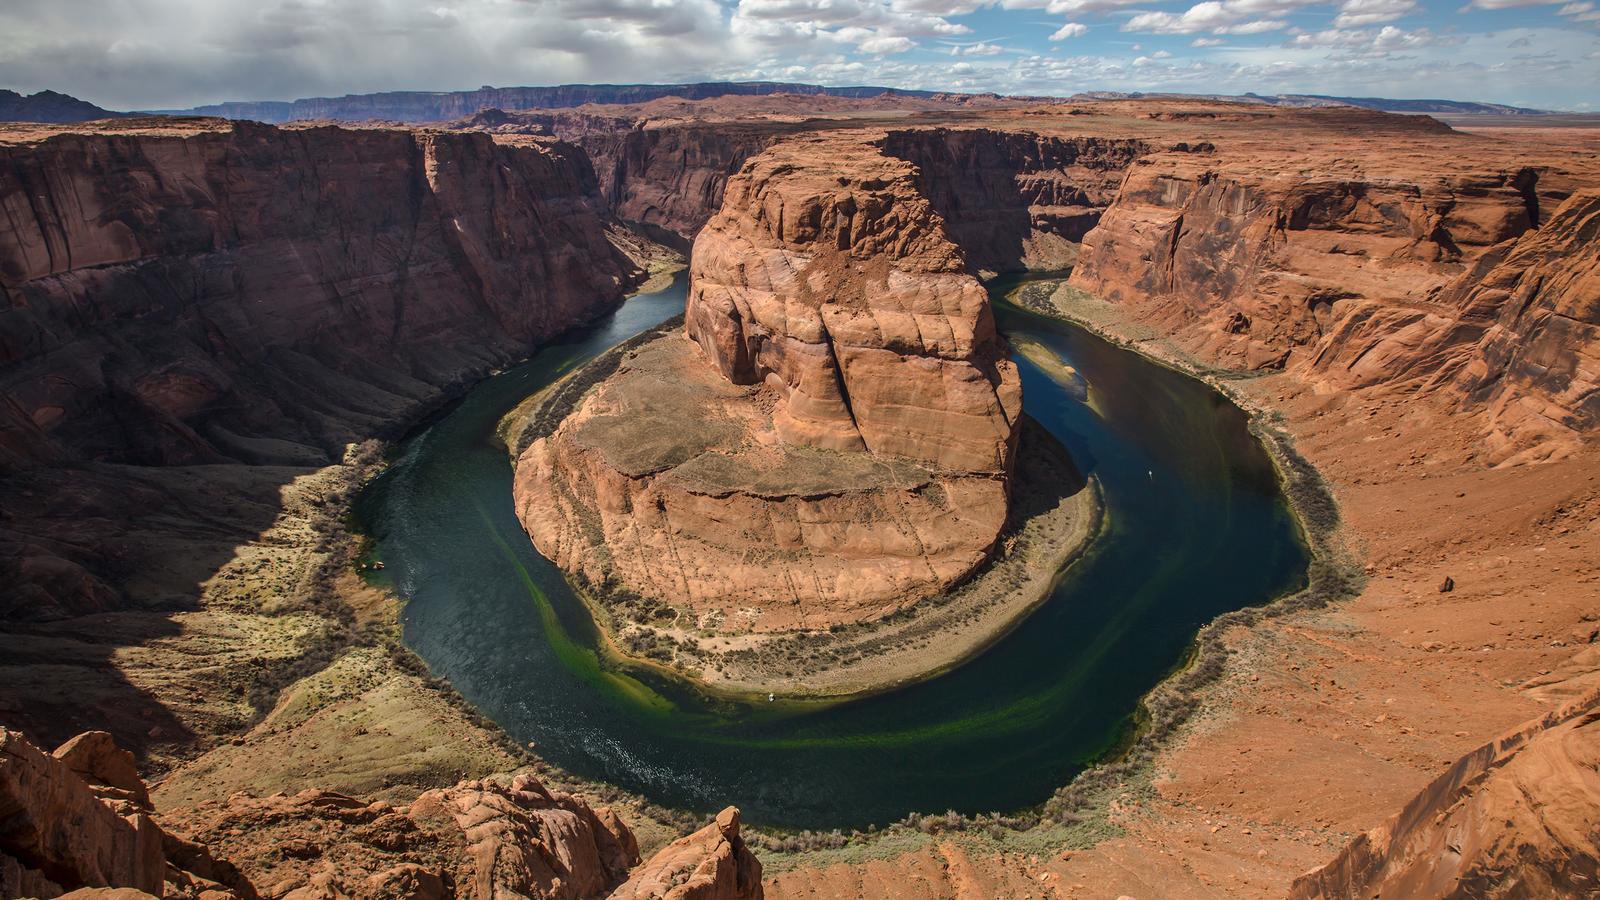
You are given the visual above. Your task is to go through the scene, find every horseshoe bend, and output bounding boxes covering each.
[2,86,1599,900]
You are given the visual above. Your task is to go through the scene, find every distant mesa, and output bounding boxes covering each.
[0,89,129,123]
[112,81,1559,125]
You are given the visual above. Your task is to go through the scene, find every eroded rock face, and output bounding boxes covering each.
[685,133,1021,473]
[0,727,250,899]
[1289,690,1600,899]
[1447,189,1600,464]
[3,725,759,900]
[172,774,640,900]
[516,132,1023,629]
[0,119,647,623]
[1068,145,1600,462]
[880,128,1147,274]
[514,331,1008,629]
[611,807,762,900]
[0,120,642,471]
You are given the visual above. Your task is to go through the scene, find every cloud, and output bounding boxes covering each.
[1461,0,1564,8]
[1556,0,1600,18]
[0,0,1594,113]
[1002,0,1143,14]
[1332,0,1417,26]
[1123,2,1290,35]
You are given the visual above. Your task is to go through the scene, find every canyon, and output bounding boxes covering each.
[1,92,1598,899]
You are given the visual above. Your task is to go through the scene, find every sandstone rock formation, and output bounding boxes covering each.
[0,726,250,899]
[1068,141,1598,462]
[5,724,761,900]
[0,119,642,472]
[513,328,1011,630]
[0,118,648,625]
[173,775,642,900]
[610,808,761,900]
[1288,689,1600,899]
[686,133,1021,473]
[515,132,1027,633]
[880,128,1147,273]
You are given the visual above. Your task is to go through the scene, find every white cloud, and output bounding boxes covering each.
[1333,0,1417,26]
[951,39,1007,53]
[860,34,918,51]
[1123,2,1289,35]
[1462,0,1564,8]
[1121,0,1316,35]
[1002,0,1142,14]
[1050,21,1089,39]
[1191,35,1225,44]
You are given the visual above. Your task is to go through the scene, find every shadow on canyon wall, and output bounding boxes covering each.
[0,119,646,766]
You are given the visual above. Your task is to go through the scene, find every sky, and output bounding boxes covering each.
[1,0,1595,111]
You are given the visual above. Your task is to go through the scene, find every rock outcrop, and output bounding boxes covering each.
[0,726,250,899]
[515,132,1024,633]
[1288,690,1600,899]
[610,807,762,900]
[686,133,1021,473]
[5,725,762,900]
[513,328,1011,631]
[173,775,642,900]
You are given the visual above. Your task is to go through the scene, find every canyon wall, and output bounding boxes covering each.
[881,128,1148,273]
[1069,143,1597,462]
[0,120,643,471]
[0,118,651,628]
[582,124,786,243]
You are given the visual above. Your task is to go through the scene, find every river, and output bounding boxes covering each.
[354,271,1308,830]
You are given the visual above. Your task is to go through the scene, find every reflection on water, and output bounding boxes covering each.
[355,272,1308,830]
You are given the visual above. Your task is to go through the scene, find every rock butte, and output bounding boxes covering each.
[2,96,1600,899]
[515,131,1031,633]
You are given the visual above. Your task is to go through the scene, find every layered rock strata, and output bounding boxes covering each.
[0,118,648,623]
[1288,689,1600,899]
[516,134,1024,637]
[0,119,642,471]
[881,128,1148,273]
[1068,143,1598,462]
[685,134,1022,473]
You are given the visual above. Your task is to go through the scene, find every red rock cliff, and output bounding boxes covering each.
[1288,689,1600,899]
[1069,141,1598,462]
[686,132,1021,474]
[880,128,1148,273]
[0,119,644,470]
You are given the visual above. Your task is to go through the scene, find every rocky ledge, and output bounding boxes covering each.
[0,725,761,900]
